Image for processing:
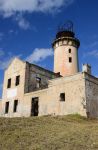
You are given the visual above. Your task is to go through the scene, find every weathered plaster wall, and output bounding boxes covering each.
[23,73,86,117]
[24,63,58,93]
[0,58,58,117]
[2,57,98,118]
[85,73,98,118]
[53,39,79,76]
[1,58,27,117]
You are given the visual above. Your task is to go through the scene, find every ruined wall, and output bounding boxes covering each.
[1,58,60,117]
[24,63,58,93]
[1,58,27,117]
[23,73,86,117]
[85,73,98,118]
[1,57,94,118]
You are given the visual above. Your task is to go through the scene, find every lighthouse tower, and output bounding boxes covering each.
[52,22,80,77]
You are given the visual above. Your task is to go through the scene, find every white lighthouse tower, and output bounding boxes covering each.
[52,22,80,77]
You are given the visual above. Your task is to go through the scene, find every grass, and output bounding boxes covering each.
[0,115,98,150]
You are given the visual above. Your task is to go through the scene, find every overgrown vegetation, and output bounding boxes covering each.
[0,115,98,150]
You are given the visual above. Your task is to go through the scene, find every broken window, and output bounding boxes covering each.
[5,102,9,114]
[7,78,11,88]
[36,77,41,88]
[60,93,65,102]
[69,49,71,53]
[69,57,72,63]
[13,100,18,112]
[15,75,20,86]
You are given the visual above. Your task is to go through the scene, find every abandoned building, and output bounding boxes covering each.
[0,25,98,118]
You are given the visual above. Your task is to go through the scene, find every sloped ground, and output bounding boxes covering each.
[0,115,98,150]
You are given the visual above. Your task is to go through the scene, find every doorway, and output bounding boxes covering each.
[31,97,39,116]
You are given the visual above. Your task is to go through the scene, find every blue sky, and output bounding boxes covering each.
[0,0,98,98]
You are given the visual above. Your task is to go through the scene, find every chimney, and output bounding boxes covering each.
[82,64,91,75]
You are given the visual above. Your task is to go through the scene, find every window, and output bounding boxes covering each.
[15,75,20,86]
[60,93,65,102]
[69,57,72,63]
[69,49,71,53]
[36,77,41,88]
[7,78,11,88]
[5,102,9,114]
[13,100,18,112]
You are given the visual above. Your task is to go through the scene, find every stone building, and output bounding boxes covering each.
[0,27,98,118]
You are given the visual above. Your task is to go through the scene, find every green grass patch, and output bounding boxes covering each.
[0,115,98,150]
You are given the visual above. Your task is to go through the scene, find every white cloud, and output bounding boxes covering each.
[0,0,74,17]
[83,50,98,58]
[0,0,75,30]
[15,15,30,30]
[26,48,53,63]
[18,18,30,30]
[0,47,53,69]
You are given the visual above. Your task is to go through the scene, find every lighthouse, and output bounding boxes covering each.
[52,22,80,76]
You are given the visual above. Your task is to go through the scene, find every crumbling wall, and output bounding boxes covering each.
[23,73,86,117]
[85,73,98,118]
[1,56,88,118]
[1,58,60,117]
[1,58,27,117]
[24,63,58,93]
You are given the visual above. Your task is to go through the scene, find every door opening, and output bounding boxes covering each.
[31,97,39,116]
